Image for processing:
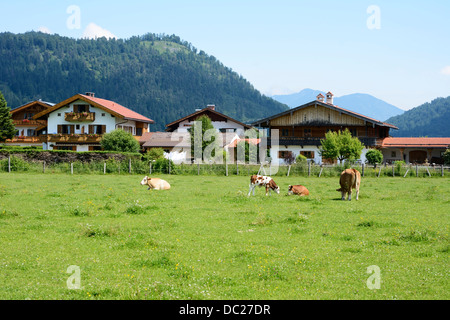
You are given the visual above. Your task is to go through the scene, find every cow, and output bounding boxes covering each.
[336,169,361,201]
[288,185,310,196]
[248,175,280,196]
[140,176,171,191]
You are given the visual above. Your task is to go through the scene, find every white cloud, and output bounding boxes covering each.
[37,26,52,34]
[441,66,450,75]
[82,23,117,40]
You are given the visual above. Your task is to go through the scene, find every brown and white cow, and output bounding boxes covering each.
[140,176,171,191]
[337,169,361,201]
[288,185,310,196]
[248,175,280,196]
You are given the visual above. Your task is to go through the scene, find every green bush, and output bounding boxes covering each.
[366,149,383,165]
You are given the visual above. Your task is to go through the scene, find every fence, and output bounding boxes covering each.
[1,155,450,178]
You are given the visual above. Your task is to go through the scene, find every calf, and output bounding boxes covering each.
[336,169,361,201]
[288,185,310,196]
[248,175,280,196]
[140,176,171,190]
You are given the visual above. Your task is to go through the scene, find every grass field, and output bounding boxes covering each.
[0,172,448,300]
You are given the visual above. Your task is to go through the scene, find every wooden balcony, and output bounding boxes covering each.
[64,112,96,122]
[40,134,102,143]
[13,119,46,126]
[5,136,42,144]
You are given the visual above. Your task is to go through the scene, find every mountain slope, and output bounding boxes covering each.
[386,96,450,137]
[272,89,404,121]
[0,32,288,131]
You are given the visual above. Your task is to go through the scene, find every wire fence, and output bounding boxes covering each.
[1,155,449,178]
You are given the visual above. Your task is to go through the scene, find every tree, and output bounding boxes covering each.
[0,90,16,142]
[143,147,165,162]
[188,115,220,161]
[365,149,383,165]
[320,129,364,163]
[444,149,450,165]
[100,129,140,153]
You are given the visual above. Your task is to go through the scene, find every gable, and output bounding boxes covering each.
[270,104,367,127]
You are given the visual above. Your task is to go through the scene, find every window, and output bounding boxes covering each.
[278,151,293,159]
[300,151,315,159]
[76,125,80,130]
[304,129,312,137]
[136,128,143,136]
[102,113,106,117]
[350,128,357,137]
[89,125,106,135]
[57,113,61,117]
[58,125,75,134]
[27,129,36,136]
[281,129,290,136]
[74,104,90,113]
[391,151,397,158]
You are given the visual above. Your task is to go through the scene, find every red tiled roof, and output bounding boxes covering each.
[382,137,450,148]
[80,94,154,123]
[33,94,154,124]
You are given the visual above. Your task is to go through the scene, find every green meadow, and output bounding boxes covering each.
[0,173,448,300]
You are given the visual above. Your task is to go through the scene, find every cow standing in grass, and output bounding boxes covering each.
[337,169,361,201]
[248,175,280,196]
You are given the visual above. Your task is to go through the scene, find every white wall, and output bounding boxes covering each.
[47,100,117,134]
[175,119,246,136]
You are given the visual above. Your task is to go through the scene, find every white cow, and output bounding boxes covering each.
[140,176,171,190]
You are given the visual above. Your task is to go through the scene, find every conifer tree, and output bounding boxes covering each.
[0,90,16,142]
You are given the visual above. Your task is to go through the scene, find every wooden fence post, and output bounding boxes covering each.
[71,162,73,175]
[149,162,152,175]
[8,155,11,173]
[415,165,418,177]
[392,165,395,177]
[442,165,444,177]
[168,159,171,175]
[43,161,46,173]
[236,162,239,175]
[129,158,132,174]
[287,165,291,177]
[361,163,365,177]
[104,162,106,175]
[319,166,323,177]
[226,162,228,176]
[308,161,311,177]
[197,161,200,175]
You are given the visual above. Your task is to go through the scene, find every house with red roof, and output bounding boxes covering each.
[5,100,54,147]
[33,92,154,151]
[381,137,450,164]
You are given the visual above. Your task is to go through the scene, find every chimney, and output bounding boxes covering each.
[326,92,334,105]
[207,104,215,111]
[85,92,95,97]
[316,93,325,103]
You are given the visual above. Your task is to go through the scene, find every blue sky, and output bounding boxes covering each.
[1,0,449,110]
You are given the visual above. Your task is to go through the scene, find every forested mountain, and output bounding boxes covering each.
[386,96,450,137]
[272,88,404,121]
[0,32,288,131]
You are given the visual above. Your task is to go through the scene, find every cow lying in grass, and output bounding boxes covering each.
[140,176,171,190]
[337,169,361,201]
[248,175,280,196]
[288,185,310,196]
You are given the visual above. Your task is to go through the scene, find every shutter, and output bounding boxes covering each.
[89,125,94,134]
[57,125,62,134]
[70,125,75,134]
[101,125,106,134]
